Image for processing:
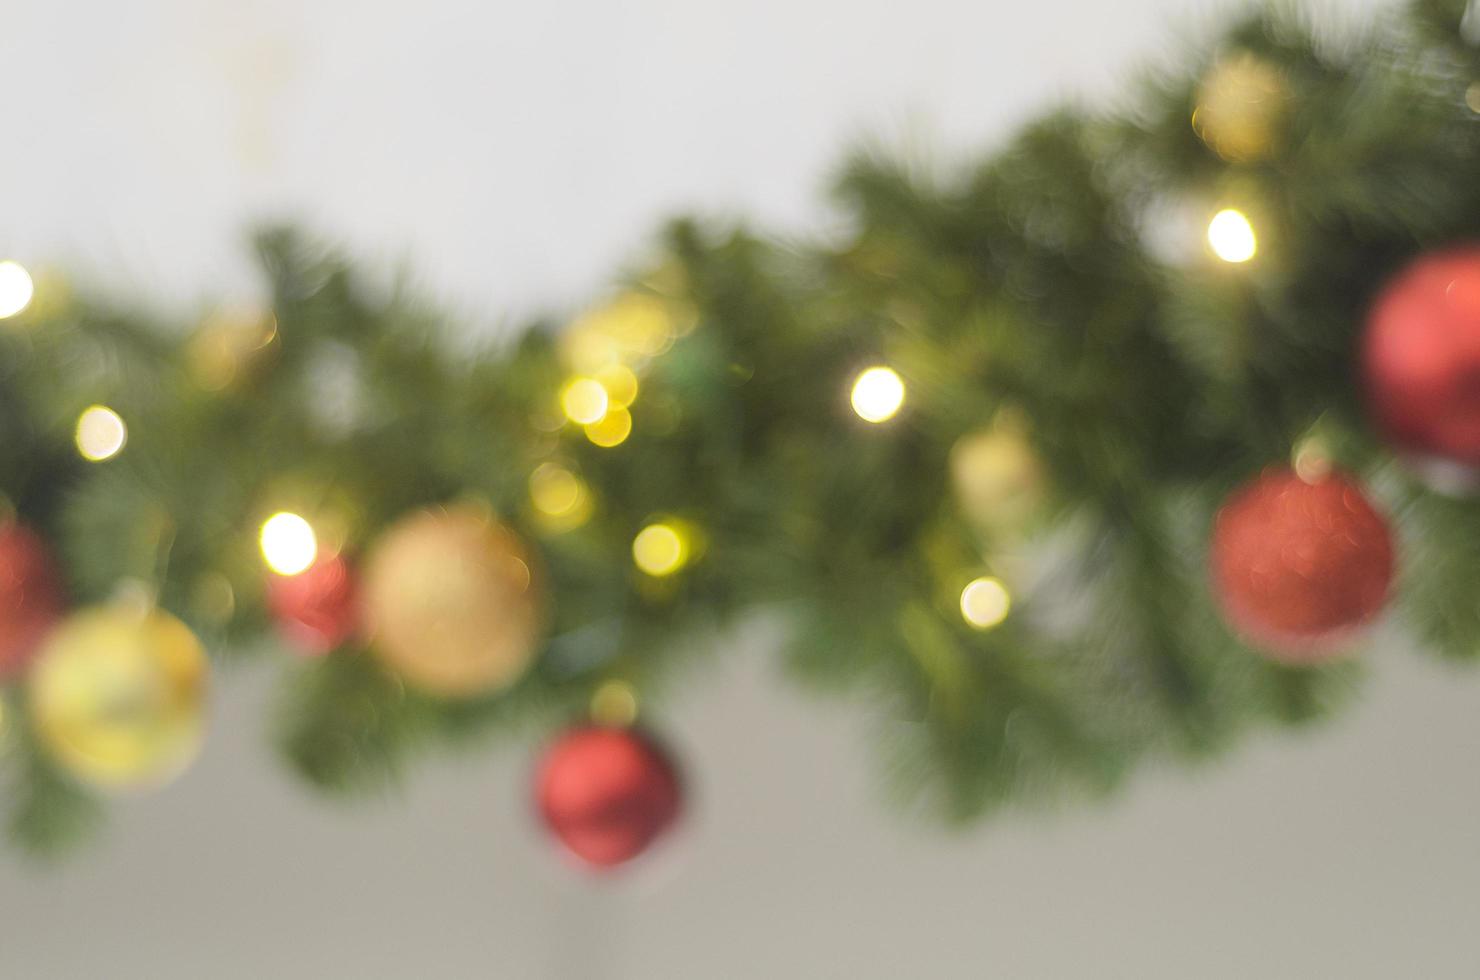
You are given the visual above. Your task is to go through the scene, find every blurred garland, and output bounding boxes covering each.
[3,0,1480,859]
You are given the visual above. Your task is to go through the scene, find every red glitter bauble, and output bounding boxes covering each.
[0,523,64,679]
[1210,468,1393,663]
[266,555,360,655]
[535,725,682,870]
[1363,246,1480,465]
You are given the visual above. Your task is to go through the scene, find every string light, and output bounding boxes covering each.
[74,405,127,462]
[0,261,35,319]
[560,378,609,425]
[1207,209,1257,263]
[1191,53,1287,163]
[590,679,639,727]
[594,363,639,408]
[960,576,1011,630]
[632,522,690,577]
[530,463,583,516]
[585,406,632,447]
[851,366,905,423]
[1292,436,1333,484]
[529,462,593,530]
[260,512,318,576]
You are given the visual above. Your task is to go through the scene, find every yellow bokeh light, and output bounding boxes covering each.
[585,406,632,447]
[260,512,318,576]
[1191,53,1288,163]
[590,679,639,727]
[1207,209,1257,263]
[595,363,639,408]
[74,405,127,462]
[851,366,905,423]
[560,377,609,425]
[960,576,1011,630]
[529,463,583,516]
[633,522,689,577]
[0,261,35,319]
[529,463,592,531]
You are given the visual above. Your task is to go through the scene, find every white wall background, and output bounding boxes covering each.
[7,1,1477,978]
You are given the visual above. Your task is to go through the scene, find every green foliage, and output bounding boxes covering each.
[3,701,105,857]
[2,0,1480,854]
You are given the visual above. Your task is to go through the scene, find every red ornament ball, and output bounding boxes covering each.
[1363,246,1480,466]
[535,725,682,870]
[0,523,64,679]
[266,555,360,655]
[1210,468,1393,662]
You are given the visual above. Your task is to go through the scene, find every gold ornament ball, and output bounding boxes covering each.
[362,506,543,698]
[28,605,208,791]
[950,426,1046,534]
[1192,52,1288,163]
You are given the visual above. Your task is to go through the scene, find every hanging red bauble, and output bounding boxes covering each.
[1210,467,1393,663]
[0,523,64,679]
[1362,246,1480,466]
[266,555,360,655]
[535,725,682,870]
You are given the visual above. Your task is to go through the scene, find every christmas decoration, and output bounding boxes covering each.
[535,725,682,870]
[1210,468,1394,662]
[361,507,542,698]
[0,260,35,320]
[850,366,906,423]
[73,405,127,462]
[1192,51,1288,162]
[5,2,1480,858]
[267,555,360,655]
[1362,247,1480,466]
[949,423,1046,535]
[0,524,64,679]
[186,306,278,391]
[27,605,208,790]
[559,292,684,376]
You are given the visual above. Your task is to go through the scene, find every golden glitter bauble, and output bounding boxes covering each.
[1192,52,1288,163]
[362,506,543,698]
[950,425,1046,535]
[28,605,208,791]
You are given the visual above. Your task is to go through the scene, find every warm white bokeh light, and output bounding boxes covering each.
[1207,209,1257,263]
[74,405,127,462]
[850,366,905,423]
[960,576,1011,630]
[259,512,318,576]
[560,377,610,425]
[0,261,35,319]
